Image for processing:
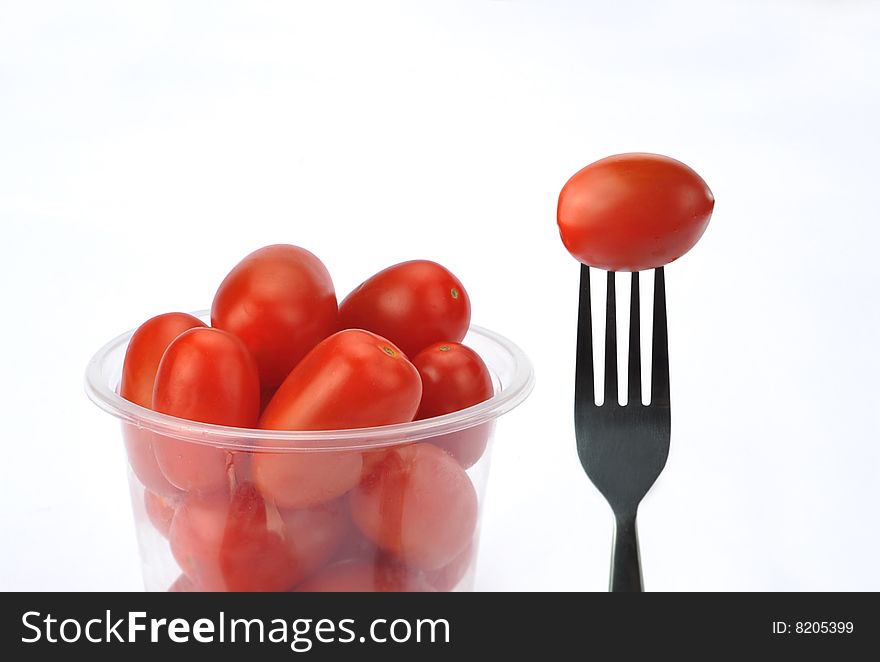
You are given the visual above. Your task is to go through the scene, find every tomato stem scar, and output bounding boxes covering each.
[439,345,451,352]
[450,288,459,299]
[382,346,396,357]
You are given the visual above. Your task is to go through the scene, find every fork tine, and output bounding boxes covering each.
[651,266,670,407]
[575,264,594,407]
[628,272,641,406]
[604,271,618,406]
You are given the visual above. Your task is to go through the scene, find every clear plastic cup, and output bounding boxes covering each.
[85,313,534,592]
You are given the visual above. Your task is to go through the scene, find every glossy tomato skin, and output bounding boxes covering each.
[413,342,493,419]
[152,327,260,494]
[260,329,422,431]
[412,342,494,468]
[253,329,423,509]
[296,559,435,592]
[349,443,478,571]
[338,260,470,358]
[211,245,338,403]
[557,153,714,271]
[121,312,207,408]
[169,483,348,592]
[120,312,206,496]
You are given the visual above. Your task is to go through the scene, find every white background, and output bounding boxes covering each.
[1,0,878,591]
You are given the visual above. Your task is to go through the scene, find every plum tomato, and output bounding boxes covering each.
[211,245,338,403]
[425,542,474,592]
[331,522,381,564]
[120,312,206,408]
[167,574,197,592]
[122,426,181,498]
[169,483,348,592]
[424,422,494,471]
[412,342,494,468]
[260,329,422,431]
[557,153,714,271]
[143,489,179,538]
[254,452,363,512]
[296,559,435,592]
[338,260,470,358]
[349,443,478,571]
[413,342,493,419]
[152,327,260,494]
[253,329,423,509]
[153,328,260,425]
[120,312,205,496]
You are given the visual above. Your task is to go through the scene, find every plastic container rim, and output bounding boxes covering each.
[84,311,535,453]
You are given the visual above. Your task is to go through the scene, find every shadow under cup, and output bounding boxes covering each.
[86,316,534,592]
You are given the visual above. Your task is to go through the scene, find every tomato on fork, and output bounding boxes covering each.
[557,153,714,271]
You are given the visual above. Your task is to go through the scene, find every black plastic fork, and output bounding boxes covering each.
[575,266,671,592]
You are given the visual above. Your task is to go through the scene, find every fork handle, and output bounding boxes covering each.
[611,513,643,592]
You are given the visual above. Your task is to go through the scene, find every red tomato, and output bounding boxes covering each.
[349,443,478,570]
[152,327,260,494]
[296,559,435,592]
[120,312,205,496]
[424,423,494,471]
[121,312,207,408]
[211,245,338,403]
[359,450,387,479]
[143,489,179,538]
[170,483,348,592]
[413,342,493,419]
[425,542,474,591]
[332,523,381,564]
[557,153,714,271]
[413,342,494,468]
[253,329,422,509]
[338,260,470,358]
[167,574,197,592]
[324,533,472,591]
[122,426,181,498]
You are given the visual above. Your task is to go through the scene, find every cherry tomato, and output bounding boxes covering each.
[167,574,197,592]
[121,312,207,408]
[557,153,714,271]
[143,489,179,538]
[254,451,363,511]
[332,523,381,564]
[359,450,387,478]
[425,542,474,591]
[278,502,350,582]
[413,342,493,419]
[325,536,473,591]
[170,483,348,592]
[413,342,494,468]
[338,260,470,358]
[424,423,493,471]
[253,329,422,509]
[152,327,260,494]
[349,443,478,570]
[122,426,181,498]
[120,312,205,496]
[296,559,435,592]
[211,245,338,403]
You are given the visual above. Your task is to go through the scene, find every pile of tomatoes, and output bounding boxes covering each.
[121,245,494,592]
